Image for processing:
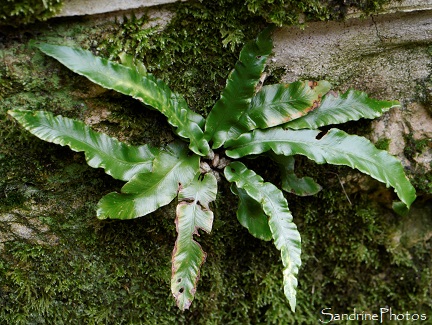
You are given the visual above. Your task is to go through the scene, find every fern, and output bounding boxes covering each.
[9,27,415,311]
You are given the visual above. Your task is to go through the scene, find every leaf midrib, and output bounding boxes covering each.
[45,47,203,147]
[234,168,295,248]
[230,135,388,173]
[37,120,153,169]
[259,185,295,246]
[248,98,304,114]
[128,154,193,199]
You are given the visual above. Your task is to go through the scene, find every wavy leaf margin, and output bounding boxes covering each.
[8,109,157,181]
[37,43,209,156]
[225,127,416,209]
[172,173,217,310]
[224,161,301,312]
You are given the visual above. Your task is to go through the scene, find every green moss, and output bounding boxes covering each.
[0,0,63,26]
[0,0,392,27]
[2,162,430,323]
[409,172,432,196]
[98,5,267,116]
[244,0,393,25]
[374,137,391,150]
[404,133,431,162]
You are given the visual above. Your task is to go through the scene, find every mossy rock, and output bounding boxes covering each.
[0,1,431,323]
[0,0,63,26]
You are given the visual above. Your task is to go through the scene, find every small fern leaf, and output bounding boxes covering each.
[269,154,322,196]
[97,141,199,220]
[118,52,147,76]
[8,109,157,181]
[224,162,301,312]
[284,89,399,130]
[171,173,217,310]
[236,80,331,132]
[36,43,209,156]
[230,184,272,241]
[225,128,416,209]
[204,27,274,148]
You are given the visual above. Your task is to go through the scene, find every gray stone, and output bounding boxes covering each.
[271,10,432,97]
[58,0,182,17]
[381,0,432,14]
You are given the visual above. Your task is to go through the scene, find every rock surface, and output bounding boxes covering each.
[271,6,432,172]
[272,10,431,96]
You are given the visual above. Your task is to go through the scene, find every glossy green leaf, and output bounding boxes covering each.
[392,201,410,216]
[97,141,199,220]
[36,43,209,156]
[172,173,217,310]
[8,109,157,182]
[284,89,399,130]
[230,184,272,241]
[224,161,301,312]
[235,80,331,132]
[204,27,274,148]
[226,128,416,208]
[269,154,322,196]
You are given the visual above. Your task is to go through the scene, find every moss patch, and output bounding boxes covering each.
[0,0,63,26]
[243,0,393,25]
[0,0,393,27]
[374,137,391,151]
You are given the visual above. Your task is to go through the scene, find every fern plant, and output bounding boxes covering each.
[8,27,416,311]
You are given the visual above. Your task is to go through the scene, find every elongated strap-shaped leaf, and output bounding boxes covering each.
[235,80,331,132]
[8,109,157,182]
[97,141,199,220]
[204,27,274,148]
[225,128,416,208]
[224,162,301,312]
[392,201,410,216]
[269,153,322,196]
[230,184,272,241]
[284,89,399,130]
[172,173,217,310]
[37,43,209,156]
